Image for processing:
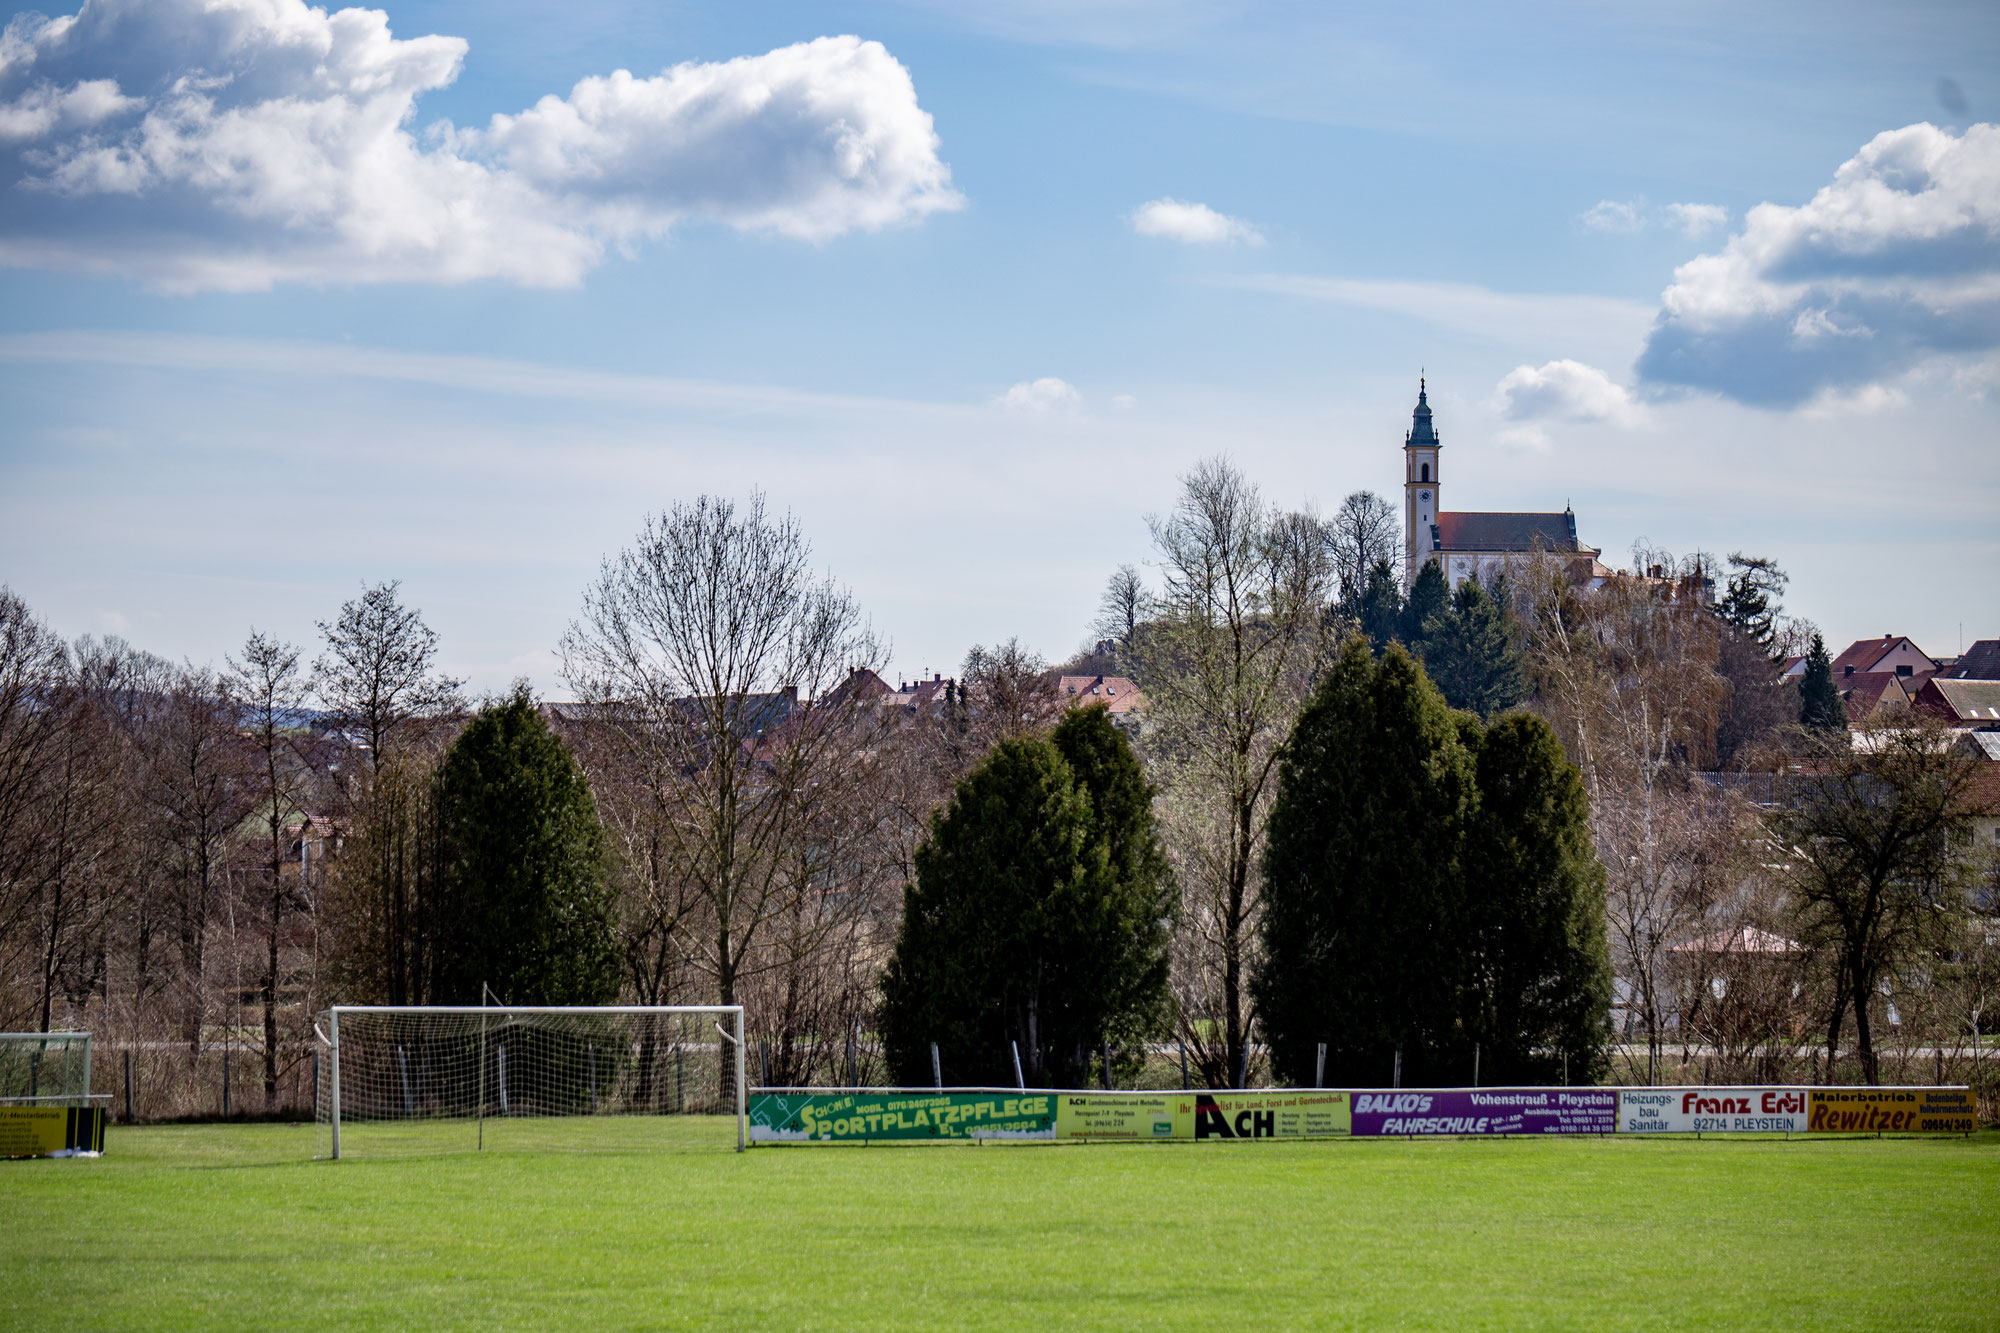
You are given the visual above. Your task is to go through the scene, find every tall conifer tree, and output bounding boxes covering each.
[432,686,618,1005]
[1399,557,1449,652]
[1256,640,1611,1087]
[881,727,1170,1088]
[1254,639,1475,1087]
[1460,714,1613,1082]
[1357,558,1403,653]
[1420,578,1526,716]
[1799,633,1846,733]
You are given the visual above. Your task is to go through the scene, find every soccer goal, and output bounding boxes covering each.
[314,1006,747,1159]
[0,1031,106,1157]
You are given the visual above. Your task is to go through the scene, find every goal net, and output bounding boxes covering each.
[0,1031,93,1106]
[314,1006,746,1158]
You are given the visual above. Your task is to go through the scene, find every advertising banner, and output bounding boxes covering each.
[1350,1088,1616,1136]
[1176,1090,1350,1140]
[1053,1090,1351,1141]
[0,1106,105,1158]
[746,1090,1055,1142]
[1618,1087,1809,1134]
[1807,1087,1977,1134]
[1057,1093,1180,1140]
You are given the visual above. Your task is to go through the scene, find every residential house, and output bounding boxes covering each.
[1941,639,2000,680]
[1055,674,1146,716]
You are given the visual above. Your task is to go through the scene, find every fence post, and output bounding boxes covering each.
[222,1045,231,1119]
[1473,1043,1480,1088]
[846,1029,857,1089]
[1393,1047,1402,1090]
[1102,1039,1112,1092]
[1179,1038,1189,1091]
[1316,1042,1327,1090]
[310,1049,318,1121]
[1236,1039,1249,1091]
[1010,1040,1025,1091]
[759,1040,769,1090]
[930,1042,942,1090]
[123,1049,134,1123]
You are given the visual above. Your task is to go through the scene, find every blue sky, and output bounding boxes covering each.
[2,0,1996,690]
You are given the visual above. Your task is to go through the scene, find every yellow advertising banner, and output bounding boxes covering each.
[1057,1093,1179,1140]
[1807,1088,1976,1134]
[0,1106,105,1158]
[1181,1090,1350,1140]
[1056,1090,1351,1140]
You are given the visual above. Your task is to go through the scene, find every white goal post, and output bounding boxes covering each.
[316,1006,747,1158]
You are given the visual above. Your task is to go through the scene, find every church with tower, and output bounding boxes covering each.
[1401,379,1606,591]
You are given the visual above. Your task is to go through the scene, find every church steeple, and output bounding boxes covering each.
[1406,376,1438,446]
[1402,377,1441,590]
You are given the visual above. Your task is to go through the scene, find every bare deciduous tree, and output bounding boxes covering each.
[225,630,311,1106]
[141,665,249,1054]
[1328,489,1400,601]
[315,580,462,781]
[315,582,461,1005]
[961,638,1061,744]
[1775,711,1989,1084]
[1092,565,1154,651]
[1519,553,1729,1080]
[560,494,891,1075]
[1133,457,1337,1087]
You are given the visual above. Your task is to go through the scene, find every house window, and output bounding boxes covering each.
[1896,664,1912,677]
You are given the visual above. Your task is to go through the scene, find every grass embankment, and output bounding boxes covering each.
[4,1121,1995,1330]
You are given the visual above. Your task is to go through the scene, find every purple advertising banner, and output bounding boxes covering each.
[1350,1088,1617,1136]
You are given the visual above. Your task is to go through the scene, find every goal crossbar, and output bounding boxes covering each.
[319,1005,746,1158]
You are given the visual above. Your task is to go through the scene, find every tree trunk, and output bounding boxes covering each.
[1824,981,1848,1084]
[264,863,281,1108]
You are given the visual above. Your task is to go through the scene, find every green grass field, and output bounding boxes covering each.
[5,1121,1996,1331]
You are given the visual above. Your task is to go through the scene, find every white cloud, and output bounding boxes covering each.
[1664,202,1728,237]
[995,377,1082,412]
[1222,273,1653,361]
[1637,122,2000,407]
[1583,199,1729,237]
[1580,199,1645,233]
[1497,425,1551,453]
[1130,197,1263,245]
[0,0,960,290]
[1494,359,1642,428]
[1111,393,1137,409]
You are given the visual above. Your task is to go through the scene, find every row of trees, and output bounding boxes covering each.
[3,460,1994,1112]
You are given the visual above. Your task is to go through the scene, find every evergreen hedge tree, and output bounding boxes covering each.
[431,686,619,1005]
[880,721,1171,1088]
[1051,705,1176,1067]
[1799,632,1846,733]
[1253,639,1475,1087]
[1420,578,1526,716]
[1255,639,1611,1087]
[1460,714,1613,1082]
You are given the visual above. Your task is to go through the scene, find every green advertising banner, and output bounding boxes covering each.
[748,1090,1056,1143]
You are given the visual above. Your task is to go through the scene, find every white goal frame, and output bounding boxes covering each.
[0,1031,93,1105]
[321,1005,747,1157]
